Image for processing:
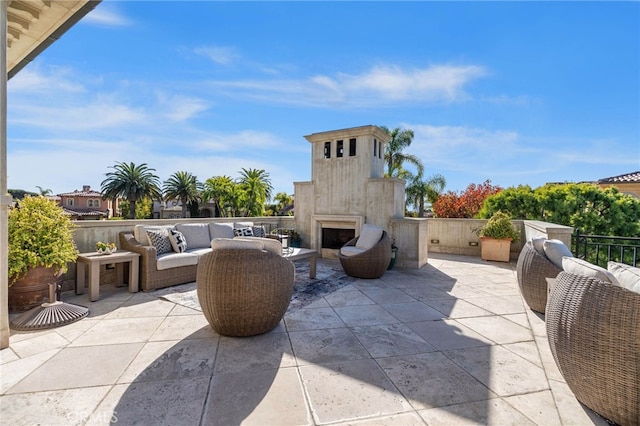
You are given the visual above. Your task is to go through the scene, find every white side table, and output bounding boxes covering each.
[76,250,140,302]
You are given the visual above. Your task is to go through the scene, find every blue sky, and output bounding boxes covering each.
[7,1,640,199]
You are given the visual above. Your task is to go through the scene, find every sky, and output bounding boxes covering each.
[7,1,640,200]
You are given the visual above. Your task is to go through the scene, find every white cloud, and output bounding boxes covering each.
[155,93,209,122]
[207,63,486,107]
[84,6,131,27]
[8,67,85,94]
[195,46,239,65]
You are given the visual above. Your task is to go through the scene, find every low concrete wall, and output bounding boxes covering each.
[63,216,572,291]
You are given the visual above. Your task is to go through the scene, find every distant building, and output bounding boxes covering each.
[56,185,118,220]
[596,171,640,199]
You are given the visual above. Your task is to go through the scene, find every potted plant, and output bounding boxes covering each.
[474,210,520,262]
[286,229,302,248]
[8,196,79,312]
[388,238,398,270]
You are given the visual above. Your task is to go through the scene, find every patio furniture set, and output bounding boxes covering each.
[516,237,640,426]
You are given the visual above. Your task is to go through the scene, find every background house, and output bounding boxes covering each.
[56,185,117,220]
[596,171,640,199]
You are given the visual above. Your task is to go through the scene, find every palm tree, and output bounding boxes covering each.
[273,192,293,215]
[237,168,273,217]
[202,175,236,217]
[35,186,52,196]
[406,174,447,217]
[100,162,161,219]
[380,126,424,179]
[163,171,201,218]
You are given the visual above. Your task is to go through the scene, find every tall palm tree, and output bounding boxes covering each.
[202,175,236,217]
[100,162,161,219]
[380,126,424,179]
[163,171,201,218]
[406,174,447,217]
[35,186,52,196]
[273,191,293,215]
[237,168,273,217]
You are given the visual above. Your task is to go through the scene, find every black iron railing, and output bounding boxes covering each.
[572,229,640,268]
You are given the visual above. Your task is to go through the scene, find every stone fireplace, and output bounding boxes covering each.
[294,125,406,258]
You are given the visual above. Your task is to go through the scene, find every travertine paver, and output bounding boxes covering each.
[0,254,610,425]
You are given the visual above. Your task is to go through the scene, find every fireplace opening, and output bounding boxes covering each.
[322,228,355,249]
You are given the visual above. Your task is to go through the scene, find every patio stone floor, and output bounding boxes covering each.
[0,253,610,425]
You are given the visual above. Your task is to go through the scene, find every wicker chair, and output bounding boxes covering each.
[546,271,640,425]
[338,231,391,279]
[516,241,562,313]
[196,246,295,337]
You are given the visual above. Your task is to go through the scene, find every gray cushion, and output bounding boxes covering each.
[355,224,383,251]
[135,224,174,246]
[175,223,211,249]
[146,229,173,255]
[562,257,619,285]
[543,239,573,269]
[209,222,234,239]
[608,262,640,294]
[531,237,547,257]
[211,238,264,251]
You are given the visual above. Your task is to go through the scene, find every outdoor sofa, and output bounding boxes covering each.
[119,221,271,291]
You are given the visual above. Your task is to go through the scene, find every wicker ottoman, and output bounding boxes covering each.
[196,248,295,337]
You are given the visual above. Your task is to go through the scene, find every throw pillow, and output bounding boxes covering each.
[252,225,266,238]
[562,257,619,285]
[168,229,187,253]
[146,229,173,255]
[355,224,383,251]
[234,227,254,237]
[543,239,573,269]
[607,261,640,294]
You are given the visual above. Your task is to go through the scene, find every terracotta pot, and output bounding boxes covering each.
[480,237,513,262]
[8,266,62,313]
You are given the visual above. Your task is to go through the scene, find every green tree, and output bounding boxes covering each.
[35,186,52,196]
[120,196,154,219]
[480,183,640,237]
[273,192,293,215]
[100,162,161,220]
[238,168,273,217]
[406,174,446,217]
[163,171,201,218]
[202,175,236,217]
[380,126,424,179]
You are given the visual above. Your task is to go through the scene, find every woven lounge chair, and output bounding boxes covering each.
[546,271,640,425]
[516,240,562,313]
[338,228,391,279]
[196,239,295,337]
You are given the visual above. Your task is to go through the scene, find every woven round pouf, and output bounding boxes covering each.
[196,249,294,337]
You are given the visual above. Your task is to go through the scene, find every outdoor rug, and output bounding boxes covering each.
[154,259,356,312]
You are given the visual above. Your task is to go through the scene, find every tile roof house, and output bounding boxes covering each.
[596,171,640,199]
[56,185,118,220]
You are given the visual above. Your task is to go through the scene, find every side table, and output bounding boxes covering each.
[76,250,140,302]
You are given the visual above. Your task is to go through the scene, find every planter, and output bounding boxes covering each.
[8,266,62,312]
[480,237,512,262]
[388,247,398,270]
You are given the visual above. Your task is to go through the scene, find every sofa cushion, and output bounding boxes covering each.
[608,262,640,294]
[234,227,254,237]
[209,222,234,239]
[211,238,264,251]
[355,224,383,251]
[134,224,174,246]
[340,246,364,257]
[168,229,187,253]
[543,239,573,269]
[235,236,282,256]
[185,247,212,257]
[175,223,211,249]
[531,237,547,256]
[156,251,199,270]
[146,229,173,255]
[234,221,254,228]
[562,257,619,285]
